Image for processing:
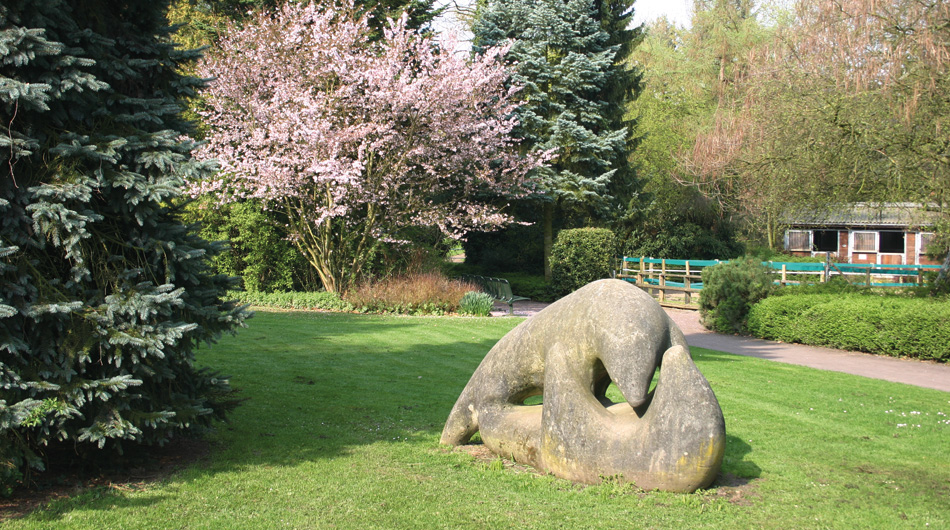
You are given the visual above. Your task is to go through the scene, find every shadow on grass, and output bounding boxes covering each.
[18,311,761,520]
[720,435,761,482]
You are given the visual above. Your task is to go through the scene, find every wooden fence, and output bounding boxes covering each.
[616,257,943,309]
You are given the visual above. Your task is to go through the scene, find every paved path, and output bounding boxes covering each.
[493,301,950,393]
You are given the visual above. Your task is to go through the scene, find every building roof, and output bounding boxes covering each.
[784,203,940,229]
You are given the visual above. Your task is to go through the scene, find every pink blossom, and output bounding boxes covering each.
[192,1,539,292]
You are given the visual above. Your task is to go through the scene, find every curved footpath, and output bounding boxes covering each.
[493,301,950,393]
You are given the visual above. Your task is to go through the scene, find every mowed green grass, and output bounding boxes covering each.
[9,311,949,529]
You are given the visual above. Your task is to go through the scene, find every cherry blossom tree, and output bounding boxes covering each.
[193,1,537,293]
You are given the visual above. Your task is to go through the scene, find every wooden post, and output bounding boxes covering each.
[781,264,787,287]
[659,270,666,303]
[866,265,872,287]
[685,261,692,306]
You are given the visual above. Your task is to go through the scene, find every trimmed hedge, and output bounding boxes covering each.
[550,228,616,296]
[746,294,950,362]
[229,290,354,312]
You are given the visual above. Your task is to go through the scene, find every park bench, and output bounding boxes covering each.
[461,275,530,315]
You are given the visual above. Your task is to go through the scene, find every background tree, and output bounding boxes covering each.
[472,0,640,280]
[0,0,247,489]
[194,1,537,293]
[623,9,760,257]
[683,0,949,261]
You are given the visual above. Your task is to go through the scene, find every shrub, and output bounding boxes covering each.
[773,277,872,297]
[747,294,950,361]
[699,258,774,333]
[184,199,319,292]
[345,272,474,315]
[550,228,616,296]
[621,222,744,260]
[458,291,495,316]
[229,290,353,312]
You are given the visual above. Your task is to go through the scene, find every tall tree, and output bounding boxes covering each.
[690,0,950,257]
[194,2,538,293]
[639,1,779,247]
[0,0,247,489]
[473,0,640,280]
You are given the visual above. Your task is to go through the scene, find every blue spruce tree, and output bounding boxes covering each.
[0,0,248,492]
[473,0,641,279]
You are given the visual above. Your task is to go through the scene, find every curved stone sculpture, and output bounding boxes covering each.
[441,279,725,492]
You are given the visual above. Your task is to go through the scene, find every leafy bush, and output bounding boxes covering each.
[505,273,555,302]
[621,222,744,260]
[184,199,319,292]
[550,228,616,296]
[345,272,474,315]
[229,290,353,312]
[747,294,950,361]
[773,277,872,297]
[458,291,495,316]
[699,258,775,333]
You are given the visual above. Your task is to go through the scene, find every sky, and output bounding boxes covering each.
[434,0,694,49]
[632,0,692,27]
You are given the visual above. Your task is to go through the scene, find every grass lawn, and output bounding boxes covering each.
[7,311,949,529]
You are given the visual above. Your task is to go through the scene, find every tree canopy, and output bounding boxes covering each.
[472,0,642,278]
[194,1,539,293]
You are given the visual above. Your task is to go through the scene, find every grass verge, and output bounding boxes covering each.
[5,311,949,528]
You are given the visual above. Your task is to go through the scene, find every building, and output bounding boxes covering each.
[783,203,941,265]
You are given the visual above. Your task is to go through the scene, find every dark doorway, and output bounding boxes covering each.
[813,230,838,252]
[879,231,905,254]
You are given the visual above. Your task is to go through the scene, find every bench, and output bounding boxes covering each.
[461,275,530,315]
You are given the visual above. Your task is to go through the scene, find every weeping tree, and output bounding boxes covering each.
[0,0,248,493]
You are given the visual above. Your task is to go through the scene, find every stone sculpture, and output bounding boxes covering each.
[441,279,725,492]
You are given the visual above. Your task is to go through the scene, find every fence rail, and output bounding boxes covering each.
[616,257,942,309]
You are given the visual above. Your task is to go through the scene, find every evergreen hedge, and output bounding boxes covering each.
[550,228,616,296]
[746,294,950,362]
[699,258,774,334]
[0,0,247,493]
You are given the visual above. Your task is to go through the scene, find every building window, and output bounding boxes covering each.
[853,231,877,252]
[813,230,838,252]
[879,231,905,254]
[787,230,811,251]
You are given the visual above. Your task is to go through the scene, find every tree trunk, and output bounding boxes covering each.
[543,201,554,282]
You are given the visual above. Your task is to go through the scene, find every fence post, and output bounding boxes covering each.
[823,252,830,283]
[659,267,666,303]
[781,264,787,286]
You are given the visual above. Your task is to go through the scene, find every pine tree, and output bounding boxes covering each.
[0,0,247,491]
[473,0,640,279]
